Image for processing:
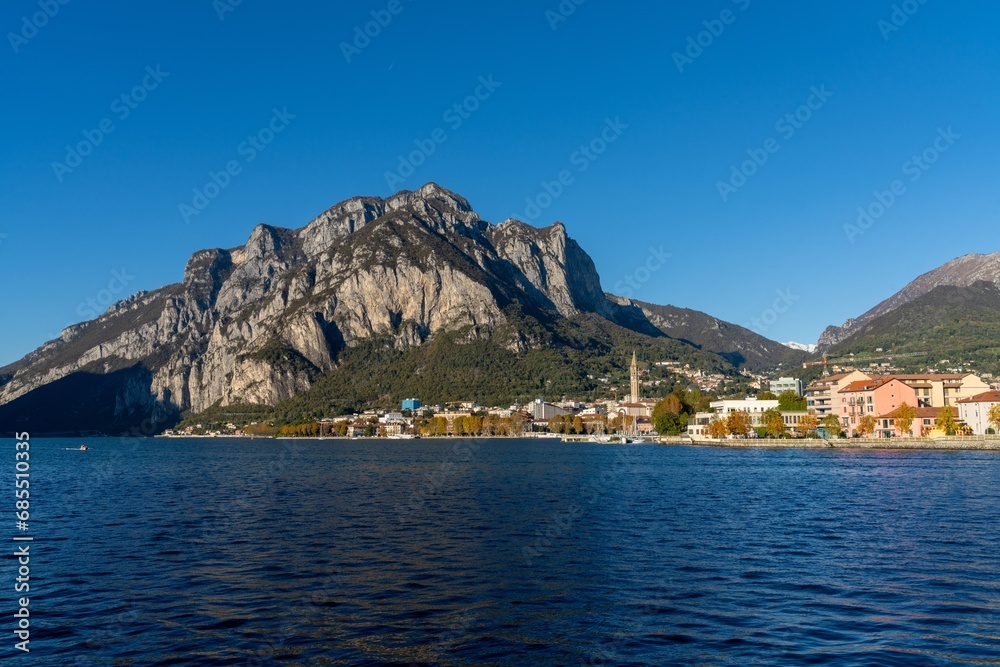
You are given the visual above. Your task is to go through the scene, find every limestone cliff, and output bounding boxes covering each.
[0,184,615,423]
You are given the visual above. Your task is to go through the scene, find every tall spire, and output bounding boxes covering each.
[630,351,640,403]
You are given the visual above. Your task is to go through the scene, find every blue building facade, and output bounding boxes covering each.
[402,398,421,411]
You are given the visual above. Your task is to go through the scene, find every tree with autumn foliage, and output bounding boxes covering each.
[707,416,729,439]
[988,404,1000,434]
[726,410,753,437]
[798,412,819,437]
[893,403,917,437]
[935,408,959,436]
[857,414,878,437]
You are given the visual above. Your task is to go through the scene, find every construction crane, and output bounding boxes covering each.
[803,351,929,375]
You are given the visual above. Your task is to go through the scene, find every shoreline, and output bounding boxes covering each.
[664,437,1000,451]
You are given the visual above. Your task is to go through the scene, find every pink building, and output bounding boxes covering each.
[877,406,955,438]
[837,377,918,436]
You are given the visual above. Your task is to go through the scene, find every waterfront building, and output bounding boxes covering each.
[711,397,779,416]
[877,406,958,438]
[891,373,990,407]
[956,391,1000,435]
[837,377,918,435]
[804,371,872,417]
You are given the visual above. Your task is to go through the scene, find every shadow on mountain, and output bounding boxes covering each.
[0,364,179,437]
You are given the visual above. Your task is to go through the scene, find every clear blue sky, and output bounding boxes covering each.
[2,0,999,365]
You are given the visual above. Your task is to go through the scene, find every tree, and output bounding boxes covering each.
[988,404,1000,434]
[510,412,525,436]
[757,391,779,401]
[778,390,807,411]
[572,416,585,435]
[726,410,753,437]
[799,412,819,436]
[822,413,843,438]
[857,414,877,437]
[654,411,685,436]
[548,416,565,434]
[707,416,729,439]
[762,408,786,438]
[935,408,959,436]
[894,403,917,436]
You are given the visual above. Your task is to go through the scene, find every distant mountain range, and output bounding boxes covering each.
[820,253,1000,349]
[0,184,806,436]
[798,252,1000,379]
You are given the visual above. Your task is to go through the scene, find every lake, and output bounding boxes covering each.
[7,438,1000,665]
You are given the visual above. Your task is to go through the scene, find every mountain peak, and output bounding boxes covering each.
[820,250,1000,348]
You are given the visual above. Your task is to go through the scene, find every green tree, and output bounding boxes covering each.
[757,391,779,401]
[654,411,685,436]
[778,390,807,411]
[822,413,843,438]
[761,408,786,438]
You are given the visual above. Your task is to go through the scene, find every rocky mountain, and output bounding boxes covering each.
[819,252,1000,349]
[0,183,793,435]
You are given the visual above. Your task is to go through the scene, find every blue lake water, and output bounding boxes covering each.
[5,438,1000,665]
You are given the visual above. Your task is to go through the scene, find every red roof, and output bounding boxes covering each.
[956,391,1000,404]
[838,377,902,393]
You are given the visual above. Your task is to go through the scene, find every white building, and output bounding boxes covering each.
[956,391,1000,435]
[770,377,804,396]
[711,397,779,416]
